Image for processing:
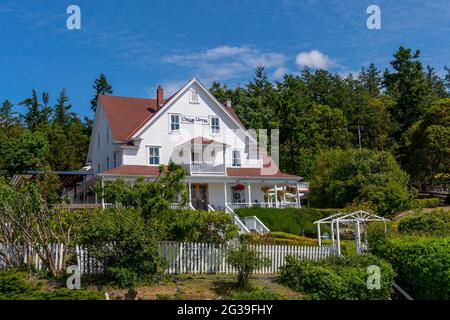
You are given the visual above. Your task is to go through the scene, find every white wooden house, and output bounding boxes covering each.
[87,78,302,220]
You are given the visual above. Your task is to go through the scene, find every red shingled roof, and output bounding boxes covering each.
[99,95,160,141]
[100,165,162,176]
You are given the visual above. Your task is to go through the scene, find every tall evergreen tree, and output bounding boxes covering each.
[359,63,382,97]
[19,89,52,131]
[53,89,75,128]
[90,74,113,112]
[425,65,447,99]
[383,47,429,136]
[0,100,17,126]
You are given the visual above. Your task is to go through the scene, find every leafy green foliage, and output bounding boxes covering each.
[96,163,188,220]
[309,148,415,215]
[227,244,271,289]
[166,209,238,244]
[0,269,101,300]
[412,198,441,209]
[235,207,341,236]
[78,208,161,288]
[369,235,450,299]
[397,209,449,236]
[279,255,395,300]
[404,98,450,186]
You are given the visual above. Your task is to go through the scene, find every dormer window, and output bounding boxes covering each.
[189,89,199,104]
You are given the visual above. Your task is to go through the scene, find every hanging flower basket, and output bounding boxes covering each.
[234,183,245,190]
[261,186,270,193]
[286,185,296,193]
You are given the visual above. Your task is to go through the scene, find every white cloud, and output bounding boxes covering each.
[295,50,335,70]
[163,45,287,82]
[272,67,289,79]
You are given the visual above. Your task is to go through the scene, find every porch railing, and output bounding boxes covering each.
[226,201,298,209]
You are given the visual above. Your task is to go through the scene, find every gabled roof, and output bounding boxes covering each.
[99,79,248,143]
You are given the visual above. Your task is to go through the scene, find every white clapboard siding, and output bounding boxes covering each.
[157,241,336,274]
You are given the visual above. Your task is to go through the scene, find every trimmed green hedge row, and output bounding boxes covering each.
[235,208,343,236]
[369,235,450,300]
[279,254,395,300]
[397,209,450,236]
[412,198,441,209]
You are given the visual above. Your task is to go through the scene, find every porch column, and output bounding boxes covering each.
[188,182,192,206]
[283,185,286,203]
[247,183,252,207]
[83,176,86,204]
[101,177,105,209]
[274,184,279,208]
[296,182,301,208]
[223,181,227,207]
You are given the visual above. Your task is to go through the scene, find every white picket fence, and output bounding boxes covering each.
[0,243,100,274]
[1,241,336,275]
[158,241,336,274]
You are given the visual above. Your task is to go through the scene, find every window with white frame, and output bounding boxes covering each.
[189,89,199,103]
[148,146,160,165]
[210,117,220,134]
[169,114,180,133]
[232,149,241,167]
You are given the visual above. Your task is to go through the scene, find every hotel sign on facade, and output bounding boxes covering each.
[181,115,210,125]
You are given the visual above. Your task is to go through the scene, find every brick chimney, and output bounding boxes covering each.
[156,85,164,108]
[224,98,232,108]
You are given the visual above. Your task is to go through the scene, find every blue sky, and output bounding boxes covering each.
[1,0,449,118]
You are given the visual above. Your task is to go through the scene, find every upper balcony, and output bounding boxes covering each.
[184,161,226,175]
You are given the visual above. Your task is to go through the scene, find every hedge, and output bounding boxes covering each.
[412,198,441,209]
[279,254,395,300]
[235,208,343,236]
[370,236,450,300]
[397,209,450,236]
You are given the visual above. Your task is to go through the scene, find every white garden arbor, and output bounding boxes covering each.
[314,210,389,255]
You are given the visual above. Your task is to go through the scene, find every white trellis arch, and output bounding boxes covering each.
[314,210,389,255]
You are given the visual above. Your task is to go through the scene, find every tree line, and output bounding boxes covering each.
[210,46,450,190]
[0,74,113,177]
[0,46,448,193]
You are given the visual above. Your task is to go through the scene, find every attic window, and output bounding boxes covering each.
[189,89,199,104]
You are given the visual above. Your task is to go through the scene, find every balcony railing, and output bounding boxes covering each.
[189,161,225,175]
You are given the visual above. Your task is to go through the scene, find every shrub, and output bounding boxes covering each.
[309,148,415,216]
[279,255,395,300]
[241,232,318,246]
[166,209,239,244]
[0,269,101,300]
[412,198,441,209]
[230,289,284,300]
[78,208,161,288]
[370,235,450,299]
[397,209,449,236]
[226,244,271,289]
[235,207,341,236]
